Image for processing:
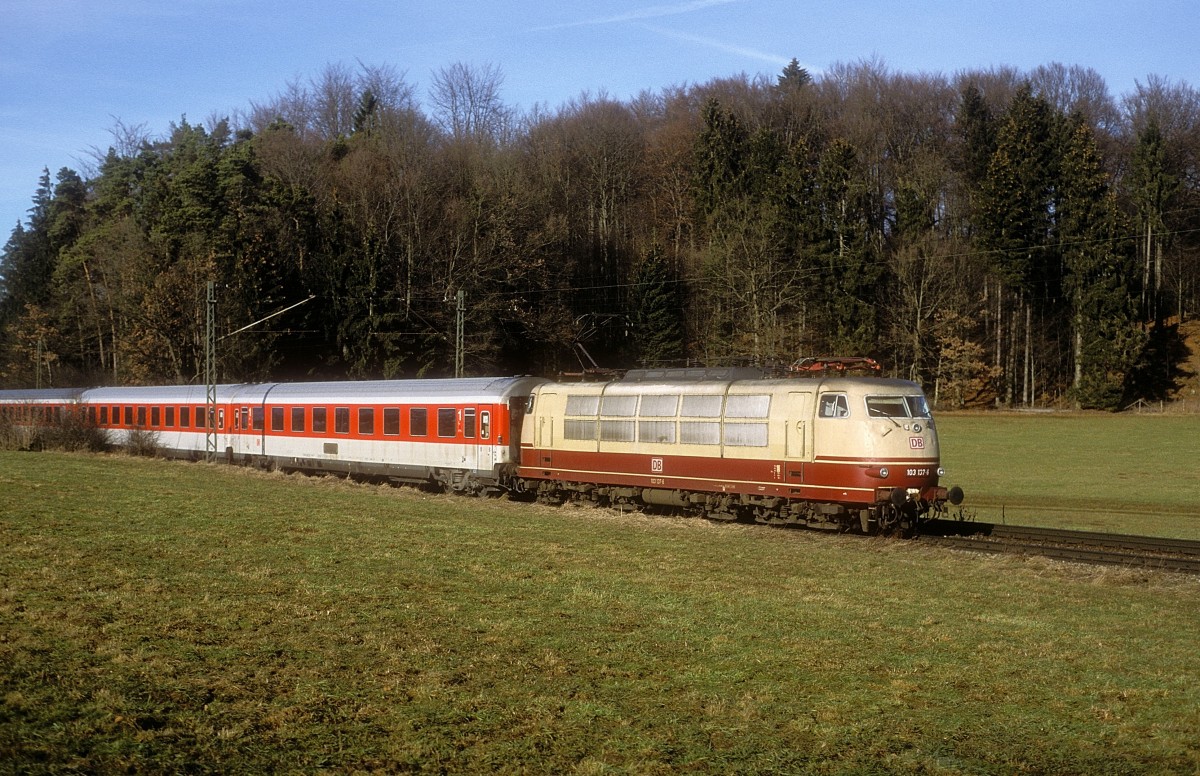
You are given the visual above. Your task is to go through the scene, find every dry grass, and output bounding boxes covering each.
[2,451,1199,774]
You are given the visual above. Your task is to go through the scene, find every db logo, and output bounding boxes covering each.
[651,457,664,472]
[909,437,925,449]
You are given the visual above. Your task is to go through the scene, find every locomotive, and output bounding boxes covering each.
[0,369,963,534]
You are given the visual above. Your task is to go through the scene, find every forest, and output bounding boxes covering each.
[1,58,1197,409]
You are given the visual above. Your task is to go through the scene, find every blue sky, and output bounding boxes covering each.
[2,0,1197,236]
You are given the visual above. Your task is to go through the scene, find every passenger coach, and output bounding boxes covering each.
[1,377,547,493]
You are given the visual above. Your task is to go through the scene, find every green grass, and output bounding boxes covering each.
[937,413,1200,538]
[2,451,1199,774]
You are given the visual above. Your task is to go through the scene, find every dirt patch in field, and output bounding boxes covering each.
[1172,318,1200,410]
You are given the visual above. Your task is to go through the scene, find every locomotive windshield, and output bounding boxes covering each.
[905,395,931,418]
[866,395,931,419]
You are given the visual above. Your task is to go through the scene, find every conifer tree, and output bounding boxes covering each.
[629,247,685,366]
[1058,116,1143,408]
[1128,118,1180,322]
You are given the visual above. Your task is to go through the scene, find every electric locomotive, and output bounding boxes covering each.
[516,373,962,533]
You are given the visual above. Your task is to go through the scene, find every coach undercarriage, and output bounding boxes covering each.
[515,478,937,535]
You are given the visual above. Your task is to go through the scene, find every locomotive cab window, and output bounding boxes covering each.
[819,394,850,418]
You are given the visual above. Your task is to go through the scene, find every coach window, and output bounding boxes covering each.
[383,408,400,436]
[124,406,134,426]
[480,411,490,440]
[291,407,305,433]
[819,394,850,418]
[137,407,147,428]
[165,407,175,427]
[151,407,161,427]
[313,407,327,434]
[180,406,190,428]
[410,407,428,436]
[100,406,109,425]
[437,408,456,438]
[271,407,285,432]
[464,408,476,439]
[359,407,375,435]
[251,407,264,431]
[335,407,350,434]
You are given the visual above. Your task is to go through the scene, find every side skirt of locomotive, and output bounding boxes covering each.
[512,476,949,535]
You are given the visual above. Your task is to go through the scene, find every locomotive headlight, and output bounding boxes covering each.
[879,467,889,478]
[937,467,945,477]
[913,422,922,433]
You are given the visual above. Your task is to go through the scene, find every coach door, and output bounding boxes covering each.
[784,391,814,461]
[466,406,495,473]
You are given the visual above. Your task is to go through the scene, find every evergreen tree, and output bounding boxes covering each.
[953,83,997,233]
[976,85,1061,404]
[1127,117,1180,322]
[0,170,56,325]
[814,138,880,356]
[777,59,812,92]
[691,98,749,226]
[628,247,685,366]
[1058,116,1143,409]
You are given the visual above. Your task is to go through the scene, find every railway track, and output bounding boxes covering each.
[919,520,1200,574]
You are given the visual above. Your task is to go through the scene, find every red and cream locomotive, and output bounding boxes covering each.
[0,368,962,534]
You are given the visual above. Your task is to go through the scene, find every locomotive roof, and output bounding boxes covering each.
[541,376,925,394]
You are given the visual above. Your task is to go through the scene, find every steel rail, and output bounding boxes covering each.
[920,520,1200,574]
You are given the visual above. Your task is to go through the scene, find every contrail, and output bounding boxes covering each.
[534,0,743,31]
[643,24,795,67]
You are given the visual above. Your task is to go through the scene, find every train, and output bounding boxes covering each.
[0,369,964,534]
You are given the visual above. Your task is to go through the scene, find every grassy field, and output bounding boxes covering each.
[2,447,1199,774]
[937,412,1200,539]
